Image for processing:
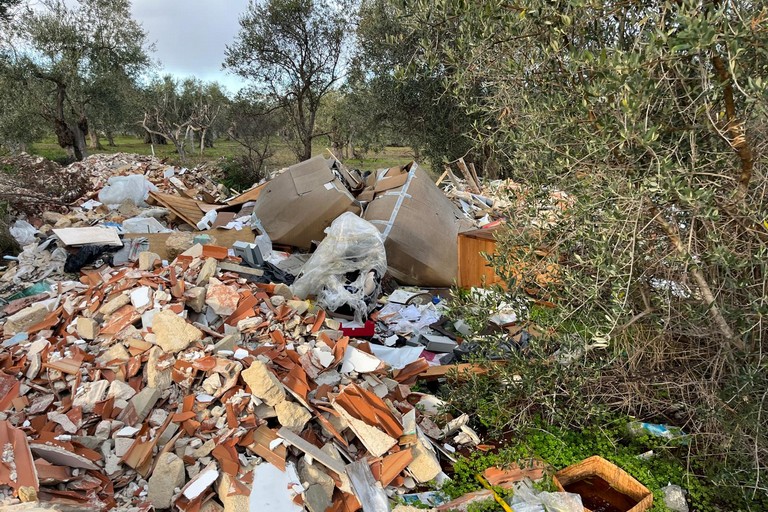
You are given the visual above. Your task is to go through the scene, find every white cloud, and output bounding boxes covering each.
[130,0,250,93]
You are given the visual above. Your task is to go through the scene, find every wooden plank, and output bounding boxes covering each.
[456,158,481,194]
[416,362,503,381]
[148,191,223,228]
[122,229,255,260]
[468,162,482,191]
[445,165,464,191]
[227,182,268,206]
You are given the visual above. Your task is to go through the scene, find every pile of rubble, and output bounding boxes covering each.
[0,241,493,511]
[0,151,564,511]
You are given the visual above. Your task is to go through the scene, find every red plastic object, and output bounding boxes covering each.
[340,320,375,338]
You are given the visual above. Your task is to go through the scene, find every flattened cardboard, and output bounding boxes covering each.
[251,156,361,249]
[363,163,471,286]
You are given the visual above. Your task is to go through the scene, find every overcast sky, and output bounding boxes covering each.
[130,0,250,94]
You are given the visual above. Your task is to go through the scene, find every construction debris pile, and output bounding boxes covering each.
[0,152,567,511]
[0,241,495,511]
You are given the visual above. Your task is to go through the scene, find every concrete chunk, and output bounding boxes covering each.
[107,379,136,401]
[196,257,217,286]
[99,293,130,316]
[272,283,293,300]
[275,400,311,432]
[138,251,161,271]
[148,452,185,509]
[147,346,173,390]
[72,380,109,413]
[4,303,49,335]
[166,231,197,260]
[97,343,131,365]
[120,387,161,425]
[76,317,99,340]
[184,286,207,313]
[212,334,238,353]
[241,360,285,406]
[217,472,249,512]
[152,310,203,353]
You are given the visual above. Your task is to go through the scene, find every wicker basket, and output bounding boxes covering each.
[553,456,653,512]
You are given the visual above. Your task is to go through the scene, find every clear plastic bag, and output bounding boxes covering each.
[508,479,583,512]
[10,219,38,247]
[98,175,158,207]
[291,213,386,322]
[662,484,688,512]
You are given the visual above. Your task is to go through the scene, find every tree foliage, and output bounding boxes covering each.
[224,91,284,187]
[348,0,479,167]
[0,0,20,21]
[398,0,767,502]
[142,76,231,162]
[2,0,150,160]
[224,0,349,161]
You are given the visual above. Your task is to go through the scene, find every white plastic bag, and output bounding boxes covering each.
[292,213,387,322]
[98,175,158,207]
[508,479,583,512]
[9,219,38,247]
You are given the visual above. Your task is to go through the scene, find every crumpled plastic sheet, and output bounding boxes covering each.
[98,175,158,207]
[9,239,67,285]
[507,479,583,512]
[292,213,387,323]
[9,219,38,247]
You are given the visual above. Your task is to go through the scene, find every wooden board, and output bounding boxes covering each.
[457,229,504,289]
[148,191,220,228]
[417,362,504,381]
[227,182,268,206]
[458,227,558,290]
[122,229,255,260]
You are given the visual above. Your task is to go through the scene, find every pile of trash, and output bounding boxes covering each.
[0,239,495,511]
[0,152,583,511]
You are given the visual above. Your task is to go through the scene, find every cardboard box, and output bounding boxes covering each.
[363,163,471,287]
[251,156,361,249]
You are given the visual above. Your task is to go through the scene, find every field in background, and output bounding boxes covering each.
[28,136,424,174]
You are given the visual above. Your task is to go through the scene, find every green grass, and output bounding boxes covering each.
[28,135,424,173]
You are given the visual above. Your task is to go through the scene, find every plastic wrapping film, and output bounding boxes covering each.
[98,175,158,207]
[291,212,387,323]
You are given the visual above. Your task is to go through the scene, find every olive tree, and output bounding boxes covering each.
[401,0,767,504]
[4,0,150,160]
[224,0,349,161]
